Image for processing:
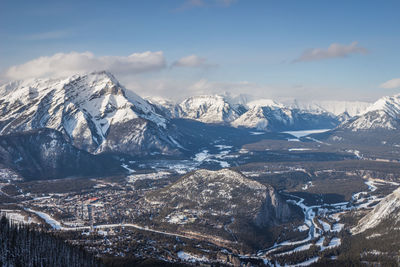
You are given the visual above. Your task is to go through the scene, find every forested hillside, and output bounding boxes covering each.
[0,216,101,267]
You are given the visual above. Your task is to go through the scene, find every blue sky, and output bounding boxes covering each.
[1,0,400,101]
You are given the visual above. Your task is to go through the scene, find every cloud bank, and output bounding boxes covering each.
[295,41,368,62]
[4,51,166,80]
[380,78,400,89]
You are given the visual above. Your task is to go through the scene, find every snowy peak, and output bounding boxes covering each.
[287,100,371,117]
[246,98,285,109]
[150,95,342,131]
[0,71,171,154]
[231,106,271,130]
[177,95,246,124]
[340,94,400,131]
[362,94,400,118]
[232,104,338,131]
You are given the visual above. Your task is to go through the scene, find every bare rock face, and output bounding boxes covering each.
[254,187,292,227]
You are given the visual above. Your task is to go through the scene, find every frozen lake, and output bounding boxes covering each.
[282,129,331,139]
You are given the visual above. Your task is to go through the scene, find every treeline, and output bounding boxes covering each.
[0,216,101,267]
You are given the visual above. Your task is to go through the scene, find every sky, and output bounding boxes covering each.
[1,0,400,102]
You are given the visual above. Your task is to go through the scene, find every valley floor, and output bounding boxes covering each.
[1,129,400,266]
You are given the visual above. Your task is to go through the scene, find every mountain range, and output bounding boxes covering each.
[2,71,400,178]
[150,93,371,131]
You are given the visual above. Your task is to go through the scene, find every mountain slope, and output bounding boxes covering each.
[232,105,339,131]
[0,71,179,155]
[147,168,292,226]
[340,94,400,131]
[352,186,400,234]
[152,96,341,131]
[144,169,298,251]
[288,100,371,117]
[0,128,123,180]
[175,95,247,124]
[0,216,101,267]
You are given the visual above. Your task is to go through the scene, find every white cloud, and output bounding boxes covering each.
[294,41,368,62]
[4,51,166,80]
[380,78,400,89]
[172,54,216,68]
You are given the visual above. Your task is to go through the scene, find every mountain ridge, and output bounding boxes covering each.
[0,71,179,156]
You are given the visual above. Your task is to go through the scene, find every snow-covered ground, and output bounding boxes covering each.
[26,209,62,230]
[283,129,331,139]
[258,177,388,265]
[121,163,135,174]
[288,148,313,152]
[177,251,208,263]
[0,210,36,224]
[126,171,171,183]
[193,149,231,168]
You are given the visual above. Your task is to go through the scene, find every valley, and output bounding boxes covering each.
[1,125,400,266]
[1,72,400,266]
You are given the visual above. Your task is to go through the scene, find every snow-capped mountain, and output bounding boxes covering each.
[175,95,247,124]
[0,71,179,155]
[232,102,339,131]
[287,100,371,117]
[340,94,400,131]
[352,186,400,234]
[151,95,341,131]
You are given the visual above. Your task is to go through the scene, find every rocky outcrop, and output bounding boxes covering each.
[147,169,293,226]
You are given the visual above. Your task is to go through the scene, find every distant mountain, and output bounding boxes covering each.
[0,71,180,156]
[306,93,400,151]
[175,95,247,124]
[0,128,123,180]
[151,95,341,131]
[232,104,339,131]
[287,100,371,117]
[340,94,400,131]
